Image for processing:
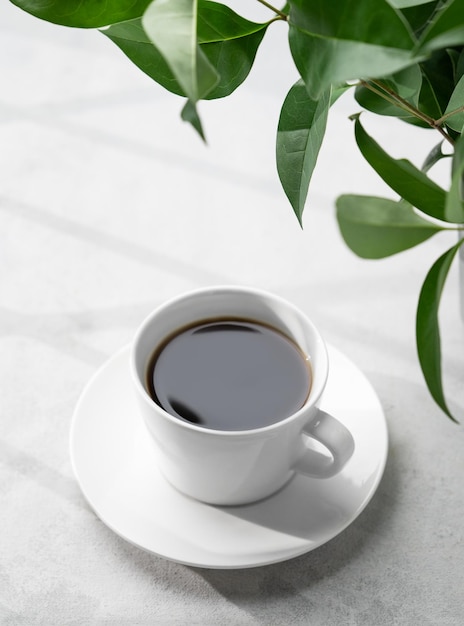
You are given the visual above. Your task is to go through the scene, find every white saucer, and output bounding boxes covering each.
[70,344,388,569]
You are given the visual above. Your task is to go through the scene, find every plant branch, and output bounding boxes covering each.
[255,0,288,19]
[436,105,464,126]
[360,80,455,146]
[360,80,414,114]
[371,79,435,123]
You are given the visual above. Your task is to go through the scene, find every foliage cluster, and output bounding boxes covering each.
[11,0,464,420]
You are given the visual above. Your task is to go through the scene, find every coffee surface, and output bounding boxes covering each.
[147,318,311,430]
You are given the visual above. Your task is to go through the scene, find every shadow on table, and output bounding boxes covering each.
[190,450,398,621]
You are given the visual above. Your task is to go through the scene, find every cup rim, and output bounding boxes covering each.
[130,285,329,437]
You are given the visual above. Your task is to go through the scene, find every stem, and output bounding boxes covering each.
[371,79,436,125]
[436,105,464,126]
[360,80,414,114]
[433,122,456,146]
[255,0,288,19]
[360,79,455,147]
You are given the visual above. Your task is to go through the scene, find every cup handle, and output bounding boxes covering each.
[293,410,355,478]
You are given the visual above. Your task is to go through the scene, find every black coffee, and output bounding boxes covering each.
[146,318,312,431]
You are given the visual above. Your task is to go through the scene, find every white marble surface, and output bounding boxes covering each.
[1,2,463,625]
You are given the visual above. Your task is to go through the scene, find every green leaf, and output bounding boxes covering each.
[196,2,268,99]
[199,34,266,100]
[416,71,442,121]
[421,141,450,172]
[399,1,441,39]
[276,81,332,225]
[417,0,464,53]
[445,134,464,222]
[420,48,459,116]
[336,195,442,258]
[446,47,462,82]
[354,117,450,221]
[457,48,464,81]
[181,100,206,140]
[195,1,267,43]
[102,2,267,100]
[443,73,464,132]
[142,0,219,103]
[416,238,464,422]
[288,0,418,99]
[102,19,184,96]
[195,0,269,99]
[9,0,151,28]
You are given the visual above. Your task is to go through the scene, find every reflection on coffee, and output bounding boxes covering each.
[146,318,312,431]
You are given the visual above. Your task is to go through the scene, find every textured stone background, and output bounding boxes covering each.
[1,2,463,625]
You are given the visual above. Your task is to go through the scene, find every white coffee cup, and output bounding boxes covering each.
[131,286,355,505]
